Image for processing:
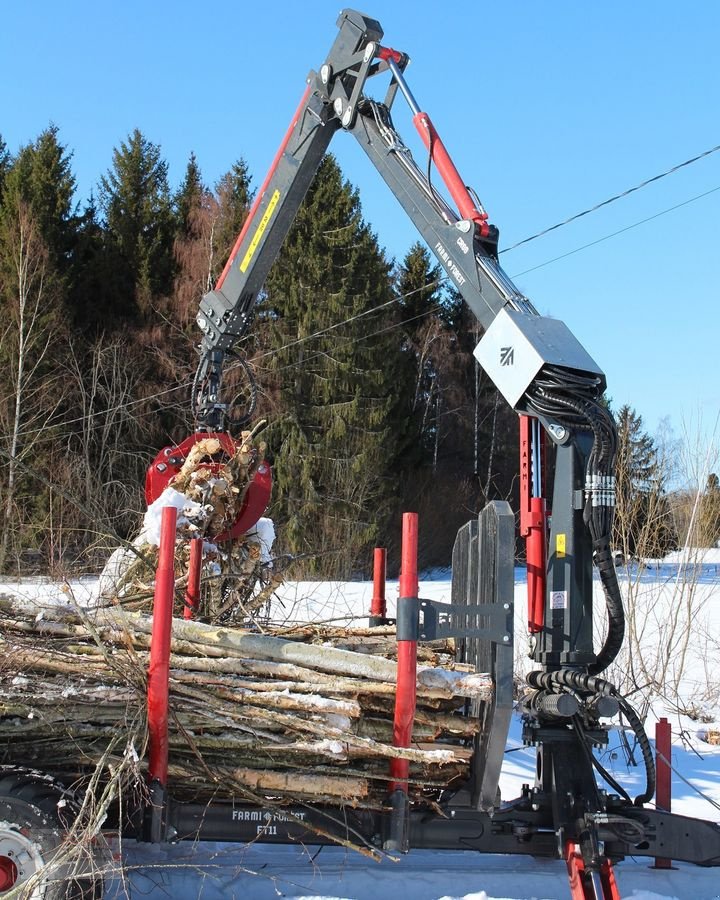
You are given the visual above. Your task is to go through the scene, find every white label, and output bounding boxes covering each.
[550,591,567,610]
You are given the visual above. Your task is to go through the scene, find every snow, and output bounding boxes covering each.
[1,561,720,898]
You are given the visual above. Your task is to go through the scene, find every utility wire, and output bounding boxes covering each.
[510,184,720,278]
[11,151,720,443]
[655,748,720,814]
[501,142,720,253]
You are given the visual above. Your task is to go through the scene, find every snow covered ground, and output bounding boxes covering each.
[1,561,719,899]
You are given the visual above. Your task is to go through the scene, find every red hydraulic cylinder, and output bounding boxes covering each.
[184,537,203,620]
[390,513,419,791]
[147,505,177,787]
[520,415,547,633]
[370,547,387,625]
[654,717,673,869]
[412,111,490,236]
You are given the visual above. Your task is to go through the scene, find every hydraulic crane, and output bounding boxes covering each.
[71,8,720,898]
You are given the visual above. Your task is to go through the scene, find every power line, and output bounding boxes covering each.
[10,155,720,444]
[510,184,720,278]
[501,142,720,254]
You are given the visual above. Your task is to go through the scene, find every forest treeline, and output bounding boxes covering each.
[0,127,716,576]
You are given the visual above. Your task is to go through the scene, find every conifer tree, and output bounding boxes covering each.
[173,154,218,328]
[4,126,76,273]
[613,404,675,557]
[99,129,174,318]
[259,155,403,576]
[0,135,10,199]
[698,472,720,547]
[212,159,253,281]
[175,152,205,238]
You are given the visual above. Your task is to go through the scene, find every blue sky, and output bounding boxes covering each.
[2,1,719,457]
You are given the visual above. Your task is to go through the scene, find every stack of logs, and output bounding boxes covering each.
[0,427,493,825]
[0,596,491,809]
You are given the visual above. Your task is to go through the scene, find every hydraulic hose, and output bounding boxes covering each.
[526,669,656,806]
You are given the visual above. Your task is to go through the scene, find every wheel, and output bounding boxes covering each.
[0,768,103,898]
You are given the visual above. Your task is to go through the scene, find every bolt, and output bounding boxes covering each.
[450,810,456,818]
[502,635,510,642]
[503,603,510,610]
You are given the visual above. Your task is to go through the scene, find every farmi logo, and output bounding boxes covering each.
[500,346,514,366]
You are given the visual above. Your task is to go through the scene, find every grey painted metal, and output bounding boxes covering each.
[451,502,515,813]
[536,434,596,666]
[474,307,605,409]
[193,7,606,428]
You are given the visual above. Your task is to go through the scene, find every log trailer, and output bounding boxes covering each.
[2,8,719,899]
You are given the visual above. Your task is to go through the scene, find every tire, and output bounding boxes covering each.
[0,768,103,898]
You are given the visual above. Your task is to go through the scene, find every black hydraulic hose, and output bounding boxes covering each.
[616,695,656,806]
[525,375,625,674]
[573,714,632,803]
[526,669,656,806]
[588,538,625,676]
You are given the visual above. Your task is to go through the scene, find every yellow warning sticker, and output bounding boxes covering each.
[240,189,280,273]
[556,534,566,558]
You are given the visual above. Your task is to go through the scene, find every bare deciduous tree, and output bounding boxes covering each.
[0,201,66,570]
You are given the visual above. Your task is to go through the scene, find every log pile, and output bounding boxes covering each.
[0,423,494,858]
[0,597,491,810]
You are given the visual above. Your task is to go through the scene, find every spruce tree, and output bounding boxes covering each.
[4,126,76,273]
[212,159,253,281]
[0,134,10,199]
[613,405,675,557]
[259,155,403,576]
[98,129,174,318]
[175,152,205,238]
[698,473,720,547]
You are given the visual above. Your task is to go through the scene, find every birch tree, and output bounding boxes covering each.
[0,199,65,570]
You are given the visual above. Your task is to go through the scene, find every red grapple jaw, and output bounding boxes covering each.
[145,432,272,540]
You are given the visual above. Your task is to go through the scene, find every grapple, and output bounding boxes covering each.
[145,431,272,541]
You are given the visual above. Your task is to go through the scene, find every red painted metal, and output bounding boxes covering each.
[222,461,272,541]
[371,547,387,619]
[377,45,403,64]
[147,505,177,787]
[654,717,673,869]
[184,537,203,620]
[216,85,312,291]
[412,111,490,236]
[145,432,272,541]
[566,842,621,899]
[520,416,547,633]
[0,856,18,890]
[390,513,419,791]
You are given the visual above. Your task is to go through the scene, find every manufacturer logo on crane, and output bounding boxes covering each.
[500,346,514,366]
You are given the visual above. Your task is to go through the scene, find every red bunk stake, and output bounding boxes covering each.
[390,513,419,792]
[184,537,203,620]
[654,717,673,869]
[147,505,177,788]
[370,547,387,625]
